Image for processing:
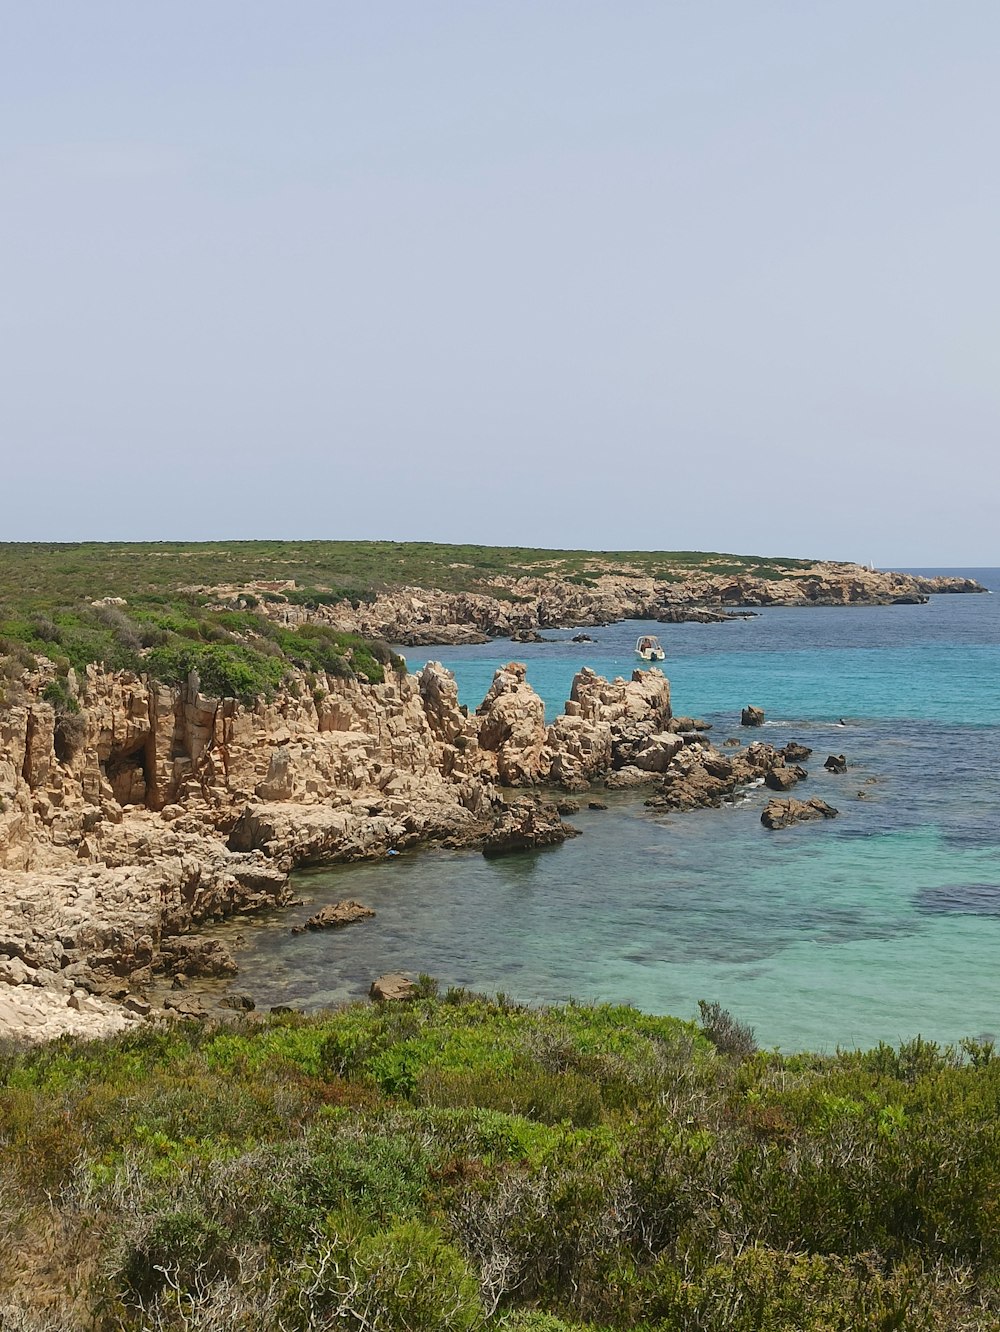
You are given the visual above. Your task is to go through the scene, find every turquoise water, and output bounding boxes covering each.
[231,570,1000,1051]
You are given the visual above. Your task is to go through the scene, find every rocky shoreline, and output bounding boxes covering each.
[0,644,846,1041]
[225,561,986,645]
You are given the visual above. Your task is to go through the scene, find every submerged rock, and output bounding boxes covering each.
[761,798,839,829]
[781,741,813,761]
[294,900,376,933]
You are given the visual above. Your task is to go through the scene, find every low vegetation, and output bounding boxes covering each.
[0,539,815,610]
[0,539,815,704]
[0,595,404,705]
[1,994,998,1329]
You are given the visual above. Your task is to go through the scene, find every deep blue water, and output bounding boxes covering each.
[227,569,1000,1051]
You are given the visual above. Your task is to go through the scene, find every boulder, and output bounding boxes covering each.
[158,938,239,978]
[824,754,848,773]
[761,798,839,829]
[631,732,685,773]
[764,765,807,792]
[370,973,416,1002]
[296,900,376,932]
[741,706,765,727]
[781,742,813,761]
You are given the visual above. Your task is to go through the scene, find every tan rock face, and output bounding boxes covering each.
[0,654,679,1040]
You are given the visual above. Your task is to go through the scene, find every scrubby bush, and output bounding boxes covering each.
[1,999,999,1328]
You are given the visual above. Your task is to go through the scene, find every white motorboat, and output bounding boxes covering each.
[635,635,665,661]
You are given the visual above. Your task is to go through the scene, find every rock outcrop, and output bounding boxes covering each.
[297,900,376,931]
[761,798,839,829]
[0,657,676,1038]
[232,562,985,647]
[480,798,579,858]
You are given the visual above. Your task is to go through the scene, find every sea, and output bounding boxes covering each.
[227,569,1000,1052]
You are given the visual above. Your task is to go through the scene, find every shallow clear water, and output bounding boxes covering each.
[228,569,1000,1051]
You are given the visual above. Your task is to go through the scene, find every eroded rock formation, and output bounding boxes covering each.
[0,658,676,1038]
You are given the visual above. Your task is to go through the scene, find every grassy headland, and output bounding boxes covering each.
[1,992,998,1329]
[0,540,816,608]
[0,540,815,704]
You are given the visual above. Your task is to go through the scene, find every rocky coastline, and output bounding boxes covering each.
[229,561,986,646]
[0,642,843,1042]
[3,551,981,1044]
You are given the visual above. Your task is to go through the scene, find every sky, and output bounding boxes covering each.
[3,2,998,565]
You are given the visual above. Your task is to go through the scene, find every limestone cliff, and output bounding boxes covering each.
[0,657,675,1038]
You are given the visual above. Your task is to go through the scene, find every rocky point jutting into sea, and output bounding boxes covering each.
[0,559,986,1043]
[236,562,984,644]
[0,653,804,1042]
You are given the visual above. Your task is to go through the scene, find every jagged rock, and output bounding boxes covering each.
[221,992,256,1011]
[824,754,848,773]
[761,798,839,829]
[723,738,741,747]
[741,706,765,727]
[370,973,416,1002]
[631,733,685,773]
[481,800,578,858]
[647,741,783,812]
[122,995,152,1017]
[668,716,712,732]
[764,765,807,792]
[555,800,580,815]
[0,957,32,987]
[297,900,375,932]
[158,939,238,978]
[588,800,609,811]
[570,634,594,642]
[477,663,550,785]
[781,742,813,761]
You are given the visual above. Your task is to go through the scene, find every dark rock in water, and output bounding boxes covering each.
[761,797,839,829]
[158,939,238,978]
[670,716,712,732]
[293,900,376,933]
[588,800,609,811]
[556,800,580,815]
[764,764,807,792]
[824,754,848,773]
[916,883,1000,917]
[270,1005,296,1015]
[571,633,594,642]
[781,741,813,761]
[481,800,579,858]
[370,973,416,1002]
[892,593,929,605]
[741,706,765,727]
[723,737,741,748]
[510,629,545,643]
[221,992,256,1011]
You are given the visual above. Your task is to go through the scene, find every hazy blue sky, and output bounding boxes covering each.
[3,2,998,563]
